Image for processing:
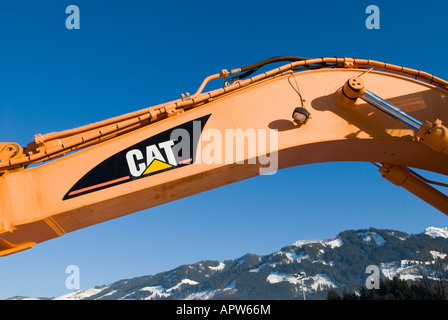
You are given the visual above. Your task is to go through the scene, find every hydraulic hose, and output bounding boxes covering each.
[239,56,309,73]
[231,56,335,81]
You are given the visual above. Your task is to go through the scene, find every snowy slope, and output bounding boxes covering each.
[425,227,448,239]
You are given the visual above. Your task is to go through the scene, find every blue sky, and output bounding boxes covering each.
[0,0,447,299]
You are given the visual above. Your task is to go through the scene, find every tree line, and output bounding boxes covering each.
[327,276,448,300]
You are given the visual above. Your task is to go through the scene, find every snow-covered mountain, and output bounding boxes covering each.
[9,226,448,300]
[425,226,448,239]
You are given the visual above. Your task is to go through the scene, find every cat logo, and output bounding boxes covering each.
[63,115,210,200]
[125,139,189,178]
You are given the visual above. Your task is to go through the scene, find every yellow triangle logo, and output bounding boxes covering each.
[143,159,173,175]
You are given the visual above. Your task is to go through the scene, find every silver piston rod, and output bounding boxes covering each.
[342,76,424,131]
[343,77,448,155]
[361,90,423,131]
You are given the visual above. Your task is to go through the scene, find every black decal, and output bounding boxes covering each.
[63,115,210,200]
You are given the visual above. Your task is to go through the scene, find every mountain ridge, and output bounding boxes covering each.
[8,226,448,300]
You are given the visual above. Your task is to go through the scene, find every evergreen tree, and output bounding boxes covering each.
[327,289,341,300]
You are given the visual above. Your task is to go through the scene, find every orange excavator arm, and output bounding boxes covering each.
[1,56,448,257]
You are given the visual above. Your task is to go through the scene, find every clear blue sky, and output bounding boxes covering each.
[0,0,447,299]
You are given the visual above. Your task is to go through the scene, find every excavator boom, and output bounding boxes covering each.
[1,56,448,256]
